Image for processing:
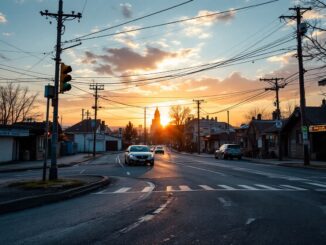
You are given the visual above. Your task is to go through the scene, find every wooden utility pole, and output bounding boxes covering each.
[193,99,204,154]
[144,107,147,145]
[89,83,104,157]
[40,0,81,180]
[260,77,285,161]
[281,6,311,165]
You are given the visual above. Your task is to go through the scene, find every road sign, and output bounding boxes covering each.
[302,126,308,140]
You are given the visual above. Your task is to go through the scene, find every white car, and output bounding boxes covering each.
[125,145,154,166]
[214,144,242,160]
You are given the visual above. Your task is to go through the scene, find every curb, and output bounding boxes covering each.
[0,154,103,173]
[0,175,110,215]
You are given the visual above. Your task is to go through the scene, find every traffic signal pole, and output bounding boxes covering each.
[40,0,81,180]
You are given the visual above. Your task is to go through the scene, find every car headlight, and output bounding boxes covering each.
[129,154,137,159]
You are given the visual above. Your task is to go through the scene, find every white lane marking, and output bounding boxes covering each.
[119,198,173,234]
[179,185,192,191]
[116,155,131,176]
[218,197,232,207]
[199,185,215,191]
[79,169,85,174]
[114,187,131,193]
[176,162,226,176]
[141,186,155,192]
[238,185,259,190]
[246,218,256,225]
[218,185,236,190]
[306,182,326,188]
[280,185,307,191]
[254,184,280,190]
[166,186,173,192]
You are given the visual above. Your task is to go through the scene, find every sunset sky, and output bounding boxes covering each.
[1,0,325,129]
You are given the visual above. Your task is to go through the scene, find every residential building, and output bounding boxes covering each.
[65,119,122,152]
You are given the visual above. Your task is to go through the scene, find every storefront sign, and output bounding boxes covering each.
[0,129,29,137]
[309,125,326,132]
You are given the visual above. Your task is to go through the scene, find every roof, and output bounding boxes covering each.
[65,119,111,134]
[282,106,326,131]
[248,118,286,134]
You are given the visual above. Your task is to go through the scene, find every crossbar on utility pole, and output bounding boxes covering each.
[90,83,104,157]
[40,0,82,180]
[193,99,204,154]
[281,6,311,165]
[260,77,285,161]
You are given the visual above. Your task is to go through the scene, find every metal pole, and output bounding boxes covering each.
[49,0,63,180]
[144,107,147,145]
[43,96,50,181]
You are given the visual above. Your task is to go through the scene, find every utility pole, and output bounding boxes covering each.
[193,99,204,154]
[86,110,90,153]
[144,107,147,145]
[281,6,311,165]
[40,0,81,180]
[89,83,104,157]
[260,77,285,161]
[227,110,230,143]
[82,108,86,152]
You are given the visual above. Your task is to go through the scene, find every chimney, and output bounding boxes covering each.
[206,115,209,120]
[257,114,262,120]
[215,117,218,121]
[202,117,205,120]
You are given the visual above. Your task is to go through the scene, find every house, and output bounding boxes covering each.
[282,100,326,160]
[0,121,60,163]
[65,119,122,152]
[185,116,235,153]
[245,114,285,158]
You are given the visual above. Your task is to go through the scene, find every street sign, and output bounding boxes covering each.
[309,125,326,132]
[275,120,282,129]
[302,126,308,140]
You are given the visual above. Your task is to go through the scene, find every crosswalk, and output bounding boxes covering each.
[93,182,326,194]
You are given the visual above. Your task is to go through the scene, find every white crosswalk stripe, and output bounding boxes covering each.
[280,185,307,191]
[166,186,173,192]
[141,186,155,192]
[179,185,192,191]
[254,184,281,190]
[238,185,259,190]
[218,185,236,190]
[199,185,215,191]
[114,187,131,193]
[306,182,326,188]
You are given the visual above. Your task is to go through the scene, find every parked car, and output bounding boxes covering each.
[125,145,154,166]
[214,144,242,160]
[154,145,165,154]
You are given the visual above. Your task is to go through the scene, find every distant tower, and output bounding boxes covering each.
[150,107,162,144]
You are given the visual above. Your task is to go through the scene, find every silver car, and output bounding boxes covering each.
[125,145,154,166]
[214,144,242,160]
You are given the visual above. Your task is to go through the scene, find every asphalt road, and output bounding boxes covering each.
[1,148,326,244]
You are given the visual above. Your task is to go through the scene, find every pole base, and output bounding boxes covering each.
[49,167,58,180]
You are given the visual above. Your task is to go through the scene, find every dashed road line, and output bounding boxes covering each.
[218,185,236,190]
[141,186,155,193]
[306,182,326,188]
[114,187,131,193]
[199,185,214,191]
[254,184,280,190]
[179,185,192,191]
[280,185,307,191]
[238,185,260,190]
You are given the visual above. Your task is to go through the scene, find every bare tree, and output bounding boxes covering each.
[281,101,298,118]
[0,83,39,125]
[300,0,326,62]
[243,106,272,123]
[169,105,191,126]
[123,121,138,145]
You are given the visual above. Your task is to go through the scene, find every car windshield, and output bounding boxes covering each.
[129,146,150,152]
[156,146,163,149]
[227,145,240,149]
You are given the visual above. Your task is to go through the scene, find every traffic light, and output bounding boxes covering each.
[60,63,72,93]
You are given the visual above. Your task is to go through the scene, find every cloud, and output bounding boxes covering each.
[0,13,7,23]
[181,9,235,38]
[2,32,13,36]
[267,52,296,65]
[0,53,9,61]
[120,3,132,18]
[82,46,193,75]
[113,26,140,49]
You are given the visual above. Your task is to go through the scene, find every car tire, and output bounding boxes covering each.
[223,154,227,160]
[150,161,154,166]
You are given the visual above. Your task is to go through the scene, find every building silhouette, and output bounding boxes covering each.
[150,107,163,144]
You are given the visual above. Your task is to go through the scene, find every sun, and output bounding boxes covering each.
[161,115,171,127]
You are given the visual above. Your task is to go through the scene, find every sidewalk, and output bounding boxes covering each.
[0,153,99,173]
[172,149,326,170]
